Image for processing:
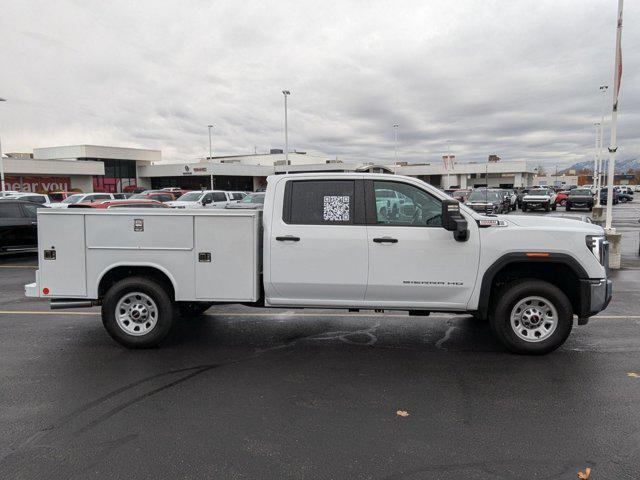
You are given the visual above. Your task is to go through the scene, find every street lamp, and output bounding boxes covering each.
[282,90,290,165]
[593,122,601,206]
[596,85,608,205]
[207,125,214,189]
[0,97,6,194]
[393,124,399,163]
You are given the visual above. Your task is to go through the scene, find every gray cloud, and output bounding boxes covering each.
[1,0,637,168]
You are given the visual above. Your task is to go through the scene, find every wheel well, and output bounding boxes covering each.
[98,266,175,299]
[484,261,581,316]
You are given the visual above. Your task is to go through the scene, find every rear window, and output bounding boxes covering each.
[0,203,23,218]
[49,193,65,201]
[287,180,355,225]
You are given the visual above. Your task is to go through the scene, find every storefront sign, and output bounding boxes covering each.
[3,176,71,192]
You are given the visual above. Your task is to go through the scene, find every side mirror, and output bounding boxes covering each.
[202,197,212,206]
[442,199,469,242]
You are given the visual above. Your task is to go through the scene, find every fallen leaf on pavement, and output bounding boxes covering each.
[396,410,410,417]
[577,467,591,479]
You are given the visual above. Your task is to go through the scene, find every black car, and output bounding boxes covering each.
[565,188,594,211]
[599,189,619,205]
[0,200,46,253]
[465,190,508,214]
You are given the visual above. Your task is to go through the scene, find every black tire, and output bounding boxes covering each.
[489,279,573,355]
[588,205,593,211]
[178,301,214,317]
[522,204,527,212]
[102,276,175,349]
[551,203,557,211]
[620,197,627,203]
[566,204,571,211]
[544,203,550,212]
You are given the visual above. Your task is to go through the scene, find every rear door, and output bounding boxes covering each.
[267,178,368,305]
[364,179,480,309]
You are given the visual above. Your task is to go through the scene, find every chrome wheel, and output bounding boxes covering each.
[115,292,158,336]
[509,296,558,343]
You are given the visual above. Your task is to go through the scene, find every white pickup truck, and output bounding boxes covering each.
[25,173,612,354]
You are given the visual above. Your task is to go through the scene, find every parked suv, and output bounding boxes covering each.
[465,190,508,214]
[49,193,115,208]
[565,188,594,211]
[522,188,557,212]
[0,192,52,205]
[166,190,241,209]
[0,200,47,253]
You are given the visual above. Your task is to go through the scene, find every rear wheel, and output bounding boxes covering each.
[490,279,573,355]
[522,204,528,212]
[551,203,557,211]
[566,204,571,211]
[102,277,175,348]
[544,203,550,212]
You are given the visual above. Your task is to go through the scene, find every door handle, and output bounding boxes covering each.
[373,237,398,244]
[276,235,300,242]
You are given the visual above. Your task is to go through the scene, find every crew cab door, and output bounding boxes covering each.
[364,179,480,309]
[266,178,368,305]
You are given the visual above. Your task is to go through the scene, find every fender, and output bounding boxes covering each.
[94,262,180,299]
[476,252,588,317]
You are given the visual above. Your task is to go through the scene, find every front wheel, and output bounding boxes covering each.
[102,277,176,348]
[490,280,573,355]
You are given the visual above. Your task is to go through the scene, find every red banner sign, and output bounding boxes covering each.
[3,176,72,193]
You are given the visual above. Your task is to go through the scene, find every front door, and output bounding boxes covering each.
[267,178,368,306]
[365,179,480,310]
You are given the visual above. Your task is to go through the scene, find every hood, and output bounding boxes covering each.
[48,203,69,208]
[165,200,199,207]
[505,214,603,234]
[523,193,552,200]
[568,194,593,200]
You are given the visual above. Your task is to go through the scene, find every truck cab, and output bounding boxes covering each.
[25,173,612,354]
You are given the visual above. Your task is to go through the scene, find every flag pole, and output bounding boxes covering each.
[605,0,623,232]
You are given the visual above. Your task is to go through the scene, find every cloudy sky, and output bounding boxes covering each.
[1,0,638,167]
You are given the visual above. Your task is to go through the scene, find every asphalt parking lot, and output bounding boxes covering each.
[1,205,639,479]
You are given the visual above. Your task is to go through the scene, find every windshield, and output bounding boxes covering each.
[468,191,500,202]
[570,189,591,196]
[129,194,147,199]
[241,193,265,204]
[176,192,203,202]
[62,194,84,204]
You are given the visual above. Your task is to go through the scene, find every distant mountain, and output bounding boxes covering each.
[563,157,640,174]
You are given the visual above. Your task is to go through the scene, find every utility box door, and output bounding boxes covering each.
[194,214,259,301]
[38,213,87,297]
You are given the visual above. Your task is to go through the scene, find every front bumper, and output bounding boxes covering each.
[577,278,613,321]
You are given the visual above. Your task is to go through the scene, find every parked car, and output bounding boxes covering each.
[599,189,619,205]
[515,188,530,209]
[0,190,22,198]
[165,190,238,209]
[228,191,248,201]
[501,189,518,211]
[465,190,508,214]
[49,192,115,208]
[555,190,570,207]
[48,191,77,202]
[565,188,594,211]
[0,200,47,253]
[617,191,633,203]
[615,186,634,196]
[68,199,168,209]
[0,192,52,205]
[521,188,557,212]
[450,189,471,203]
[225,192,266,209]
[130,192,176,203]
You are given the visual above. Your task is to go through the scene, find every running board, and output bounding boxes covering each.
[50,299,98,309]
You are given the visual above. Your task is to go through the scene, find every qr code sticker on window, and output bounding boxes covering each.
[323,195,350,222]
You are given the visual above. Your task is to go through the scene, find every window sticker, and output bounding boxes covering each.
[323,195,350,221]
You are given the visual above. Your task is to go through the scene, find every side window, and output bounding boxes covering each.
[21,203,40,218]
[0,203,23,218]
[287,180,355,225]
[202,193,213,203]
[94,194,112,200]
[212,192,227,202]
[372,181,442,227]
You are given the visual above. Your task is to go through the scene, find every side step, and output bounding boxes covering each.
[50,299,97,310]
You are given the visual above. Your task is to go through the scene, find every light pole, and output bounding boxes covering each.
[393,123,399,163]
[446,140,452,189]
[207,125,214,189]
[596,85,608,205]
[593,122,601,205]
[0,98,6,193]
[282,90,290,165]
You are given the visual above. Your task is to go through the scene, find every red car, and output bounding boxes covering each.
[68,199,168,209]
[130,192,178,202]
[555,191,570,206]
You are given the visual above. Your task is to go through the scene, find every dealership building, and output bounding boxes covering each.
[2,144,538,193]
